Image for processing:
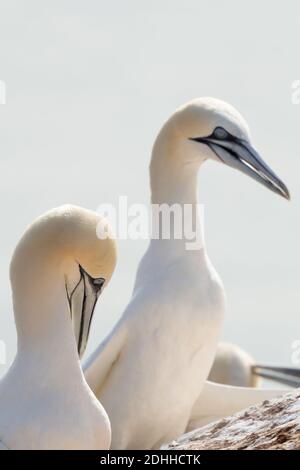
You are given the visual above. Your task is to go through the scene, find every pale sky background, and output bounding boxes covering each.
[0,1,299,378]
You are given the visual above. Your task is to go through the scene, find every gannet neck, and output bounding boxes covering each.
[9,225,81,380]
[147,121,205,261]
[14,279,83,384]
[150,123,201,206]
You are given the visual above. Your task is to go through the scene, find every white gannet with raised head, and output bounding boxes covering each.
[0,205,116,450]
[84,98,290,450]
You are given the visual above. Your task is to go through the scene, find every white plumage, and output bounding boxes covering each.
[0,205,116,449]
[83,97,289,449]
[208,342,260,387]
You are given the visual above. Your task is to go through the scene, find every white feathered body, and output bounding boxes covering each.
[97,246,225,449]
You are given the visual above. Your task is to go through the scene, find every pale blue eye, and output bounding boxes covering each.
[214,127,228,139]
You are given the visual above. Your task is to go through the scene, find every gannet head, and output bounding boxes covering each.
[10,205,117,358]
[165,97,290,199]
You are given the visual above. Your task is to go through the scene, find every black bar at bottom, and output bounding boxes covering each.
[0,449,297,465]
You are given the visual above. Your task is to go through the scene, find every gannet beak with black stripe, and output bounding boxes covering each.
[189,126,290,200]
[84,98,290,450]
[252,365,300,387]
[0,205,116,450]
[67,264,105,359]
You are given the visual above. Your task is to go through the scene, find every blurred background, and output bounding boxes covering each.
[0,1,299,379]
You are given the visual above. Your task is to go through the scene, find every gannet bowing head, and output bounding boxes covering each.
[1,205,116,449]
[10,204,117,359]
[167,97,290,199]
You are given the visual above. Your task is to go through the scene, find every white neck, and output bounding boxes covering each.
[148,129,205,259]
[150,143,199,206]
[12,277,84,388]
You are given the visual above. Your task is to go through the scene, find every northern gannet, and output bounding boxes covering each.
[84,98,290,449]
[208,342,260,387]
[208,344,300,388]
[0,205,116,450]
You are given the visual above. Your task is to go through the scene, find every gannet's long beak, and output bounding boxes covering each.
[252,365,300,387]
[66,265,105,358]
[191,134,290,200]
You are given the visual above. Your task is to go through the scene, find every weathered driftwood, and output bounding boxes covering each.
[166,390,300,450]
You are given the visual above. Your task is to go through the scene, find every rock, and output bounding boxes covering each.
[166,390,300,450]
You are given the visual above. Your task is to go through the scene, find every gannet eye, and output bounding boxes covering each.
[92,277,105,294]
[213,127,228,140]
